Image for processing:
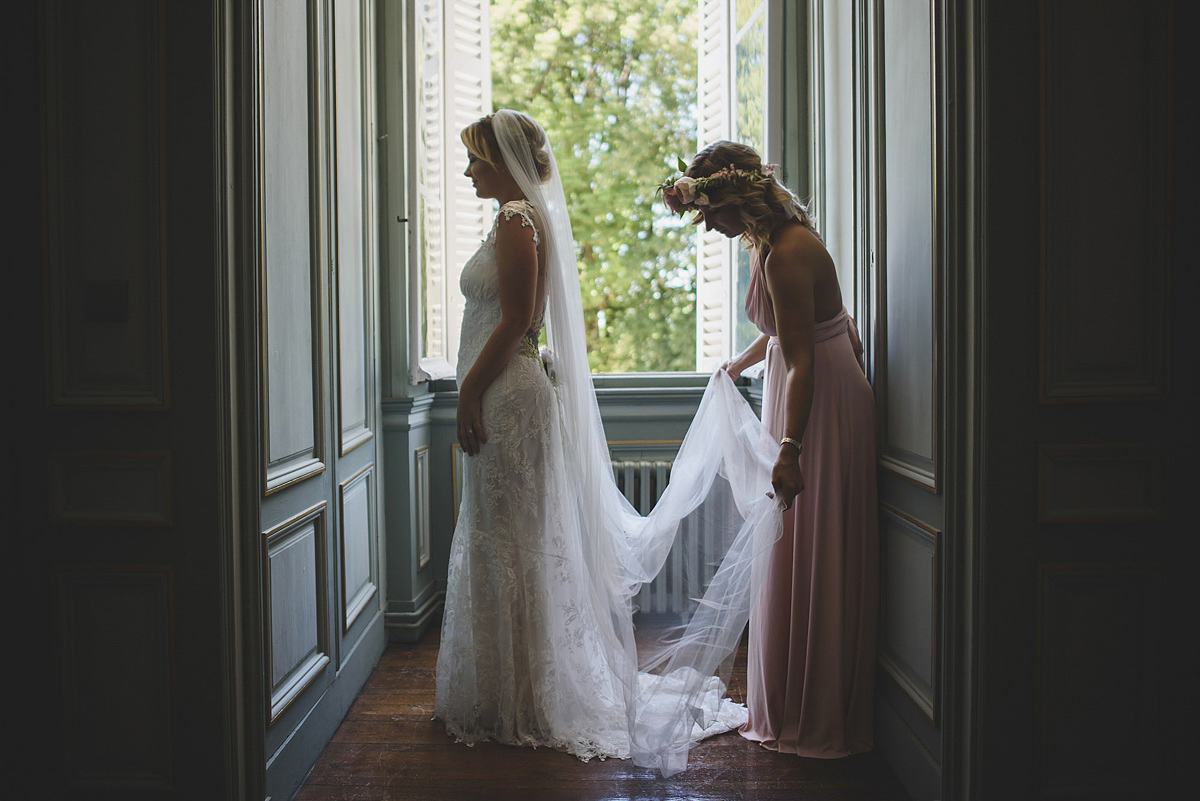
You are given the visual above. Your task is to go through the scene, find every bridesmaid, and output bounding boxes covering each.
[661,141,879,757]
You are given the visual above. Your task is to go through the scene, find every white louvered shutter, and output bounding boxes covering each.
[442,0,491,366]
[695,0,732,371]
[416,0,447,370]
[415,0,490,378]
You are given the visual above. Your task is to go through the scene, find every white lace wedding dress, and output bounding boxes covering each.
[433,112,789,777]
[434,200,749,763]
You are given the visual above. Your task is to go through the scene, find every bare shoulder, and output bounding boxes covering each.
[764,221,829,278]
[771,220,827,260]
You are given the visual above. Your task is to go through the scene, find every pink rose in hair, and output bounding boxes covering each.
[661,186,684,214]
[673,176,698,204]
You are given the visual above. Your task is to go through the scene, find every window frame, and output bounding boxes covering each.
[404,0,807,383]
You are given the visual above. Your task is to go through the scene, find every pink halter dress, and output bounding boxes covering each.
[739,251,880,758]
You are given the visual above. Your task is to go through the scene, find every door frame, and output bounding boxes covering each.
[218,0,269,797]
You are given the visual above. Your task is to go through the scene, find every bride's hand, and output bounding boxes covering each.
[457,394,486,457]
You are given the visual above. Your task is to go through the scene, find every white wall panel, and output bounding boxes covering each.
[334,0,371,447]
[878,506,938,720]
[340,465,377,630]
[266,504,329,720]
[263,0,321,483]
[415,446,432,569]
[878,0,936,487]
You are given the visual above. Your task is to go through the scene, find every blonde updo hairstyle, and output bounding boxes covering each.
[461,112,553,184]
[685,140,817,250]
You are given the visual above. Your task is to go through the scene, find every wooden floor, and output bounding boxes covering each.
[295,625,911,801]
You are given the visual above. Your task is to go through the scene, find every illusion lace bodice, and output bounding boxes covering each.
[456,200,544,384]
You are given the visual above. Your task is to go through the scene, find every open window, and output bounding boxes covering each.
[410,0,492,381]
[696,0,784,372]
[406,0,788,380]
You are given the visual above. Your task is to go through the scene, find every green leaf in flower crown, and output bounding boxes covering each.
[677,156,689,172]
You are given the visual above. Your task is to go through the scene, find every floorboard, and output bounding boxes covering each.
[295,624,911,801]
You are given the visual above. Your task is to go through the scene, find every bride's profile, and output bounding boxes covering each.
[434,109,784,777]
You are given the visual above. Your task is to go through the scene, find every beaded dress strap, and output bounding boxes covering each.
[497,200,540,244]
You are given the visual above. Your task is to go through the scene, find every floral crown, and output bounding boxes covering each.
[657,157,779,215]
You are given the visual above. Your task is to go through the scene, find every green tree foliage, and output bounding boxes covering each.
[490,0,698,372]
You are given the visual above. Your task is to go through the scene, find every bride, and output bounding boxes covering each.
[434,109,783,777]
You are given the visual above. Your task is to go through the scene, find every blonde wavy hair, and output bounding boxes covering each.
[461,111,553,183]
[683,140,817,250]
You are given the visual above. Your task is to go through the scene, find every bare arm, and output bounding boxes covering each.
[720,334,770,381]
[457,212,539,456]
[762,227,820,508]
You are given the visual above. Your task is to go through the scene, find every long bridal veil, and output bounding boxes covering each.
[491,109,783,777]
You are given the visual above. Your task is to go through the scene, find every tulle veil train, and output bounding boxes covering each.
[481,110,784,777]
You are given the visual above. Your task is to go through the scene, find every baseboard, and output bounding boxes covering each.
[384,588,445,642]
[875,693,942,800]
